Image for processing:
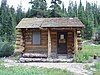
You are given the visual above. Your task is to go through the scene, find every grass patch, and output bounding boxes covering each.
[73,44,100,63]
[0,64,73,75]
[92,61,100,75]
[82,44,100,56]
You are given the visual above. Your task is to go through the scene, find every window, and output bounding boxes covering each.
[32,31,40,45]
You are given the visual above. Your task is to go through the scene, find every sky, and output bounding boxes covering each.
[1,0,100,11]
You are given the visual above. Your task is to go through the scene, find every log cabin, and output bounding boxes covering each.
[15,18,84,58]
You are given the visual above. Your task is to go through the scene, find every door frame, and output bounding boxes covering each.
[57,31,68,54]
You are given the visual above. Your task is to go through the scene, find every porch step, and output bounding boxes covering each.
[22,53,47,58]
[57,54,73,59]
[58,56,67,59]
[19,57,73,63]
[20,58,47,62]
[57,54,68,59]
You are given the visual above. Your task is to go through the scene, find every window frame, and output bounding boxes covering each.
[32,31,41,45]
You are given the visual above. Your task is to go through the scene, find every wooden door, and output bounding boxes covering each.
[57,31,67,54]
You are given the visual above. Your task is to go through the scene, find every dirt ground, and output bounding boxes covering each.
[1,57,99,75]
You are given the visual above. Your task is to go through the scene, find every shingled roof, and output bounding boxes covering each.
[16,18,84,28]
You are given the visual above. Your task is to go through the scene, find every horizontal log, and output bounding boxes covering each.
[16,35,22,38]
[16,42,21,45]
[19,58,48,62]
[67,38,74,40]
[41,37,48,39]
[68,33,73,35]
[41,34,48,36]
[68,34,73,36]
[41,35,48,38]
[16,32,22,35]
[25,43,48,46]
[25,39,32,41]
[51,33,57,35]
[51,46,57,48]
[67,39,74,41]
[16,39,21,41]
[25,47,47,50]
[15,45,21,47]
[51,28,79,30]
[41,40,48,42]
[41,33,48,35]
[24,35,32,37]
[77,31,81,34]
[51,37,57,39]
[77,38,82,41]
[51,43,57,45]
[67,46,73,48]
[41,42,48,45]
[24,33,32,35]
[77,35,81,37]
[26,29,41,32]
[78,42,82,44]
[24,38,32,40]
[41,40,48,43]
[25,45,47,48]
[24,50,48,53]
[16,34,23,37]
[25,32,33,35]
[15,49,23,53]
[68,36,73,38]
[22,53,47,58]
[78,46,82,48]
[16,39,21,42]
[68,39,74,41]
[15,47,20,49]
[51,42,57,44]
[67,44,73,46]
[16,29,22,32]
[41,37,48,41]
[25,42,32,44]
[24,37,32,39]
[16,36,22,38]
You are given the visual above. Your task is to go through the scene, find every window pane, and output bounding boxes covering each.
[33,31,40,45]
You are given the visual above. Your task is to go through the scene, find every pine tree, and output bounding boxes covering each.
[92,3,99,27]
[83,1,94,39]
[78,0,86,39]
[0,0,16,42]
[16,3,25,24]
[49,0,62,17]
[26,8,32,18]
[29,0,47,17]
[61,2,67,17]
[10,6,16,41]
[68,0,78,17]
[73,1,78,17]
[68,0,74,17]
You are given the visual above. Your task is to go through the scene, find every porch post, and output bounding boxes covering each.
[48,29,51,58]
[74,29,78,53]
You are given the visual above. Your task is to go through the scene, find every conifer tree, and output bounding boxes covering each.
[49,0,62,17]
[29,0,47,17]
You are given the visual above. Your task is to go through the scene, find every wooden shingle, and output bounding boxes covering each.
[16,18,84,28]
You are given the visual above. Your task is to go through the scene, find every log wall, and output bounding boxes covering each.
[23,29,48,53]
[77,31,82,50]
[15,28,81,55]
[67,31,74,53]
[15,29,24,52]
